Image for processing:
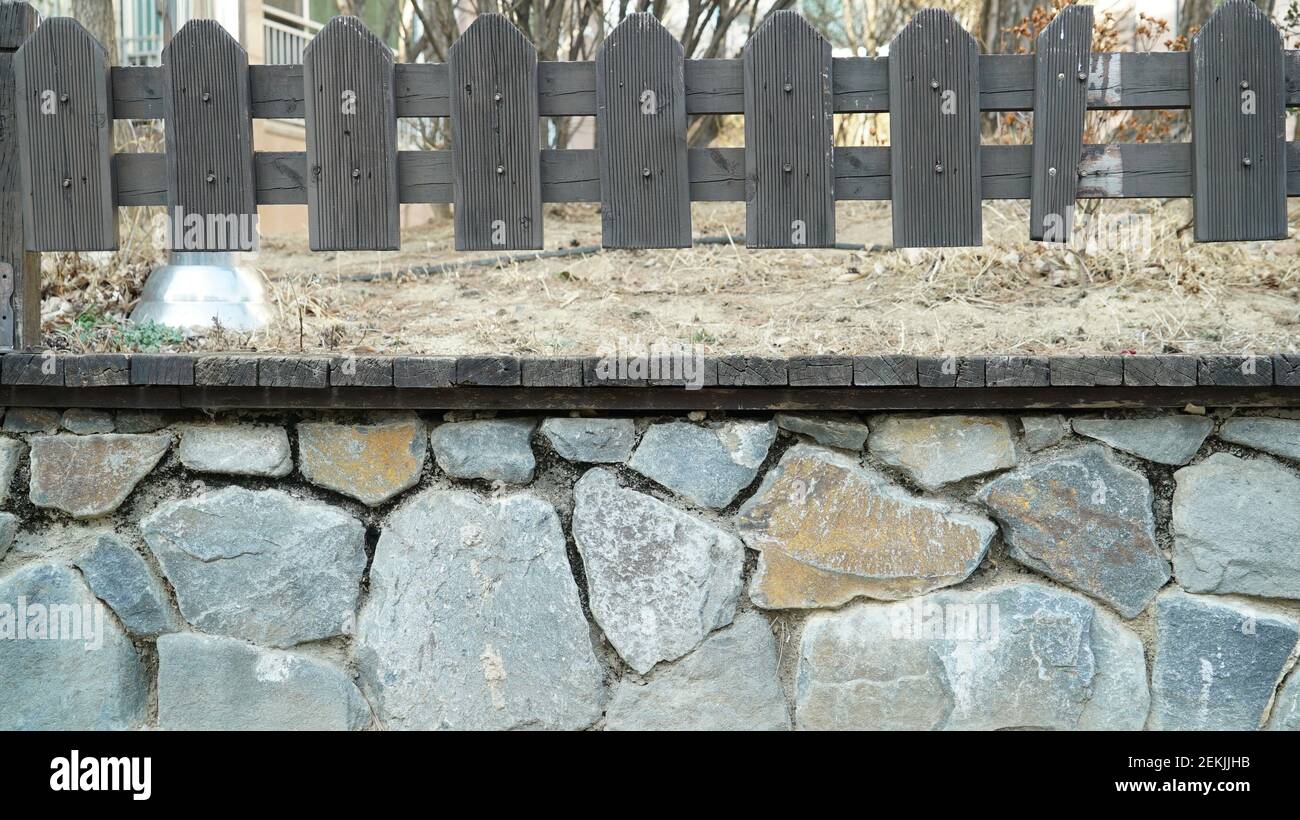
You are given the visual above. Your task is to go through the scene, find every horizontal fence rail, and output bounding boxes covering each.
[0,1,1298,349]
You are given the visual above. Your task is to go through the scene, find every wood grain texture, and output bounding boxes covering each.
[985,356,1050,387]
[788,355,853,386]
[595,14,691,248]
[194,355,258,387]
[853,354,918,386]
[130,353,194,386]
[303,17,399,251]
[1030,5,1092,241]
[14,18,116,250]
[258,357,329,388]
[454,355,521,386]
[393,356,455,388]
[889,9,982,247]
[1199,354,1274,386]
[1050,355,1124,387]
[64,353,129,387]
[1124,355,1197,387]
[448,14,542,250]
[742,11,834,248]
[162,20,256,251]
[0,4,37,349]
[330,355,393,387]
[1191,0,1287,241]
[1,350,61,385]
[1274,353,1300,386]
[716,356,788,386]
[522,357,584,387]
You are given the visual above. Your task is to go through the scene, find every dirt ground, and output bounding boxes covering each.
[43,199,1300,356]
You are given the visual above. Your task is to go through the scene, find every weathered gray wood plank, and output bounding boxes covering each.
[393,356,455,388]
[162,20,257,251]
[522,357,584,387]
[303,17,399,251]
[1124,354,1197,387]
[596,14,691,248]
[130,353,194,385]
[14,18,116,250]
[0,3,38,349]
[194,354,258,387]
[455,355,521,386]
[986,356,1050,387]
[1191,0,1287,241]
[1050,355,1124,387]
[258,357,329,388]
[448,14,542,251]
[330,355,393,387]
[1199,354,1274,386]
[1,350,61,385]
[853,354,918,386]
[1030,5,1092,242]
[956,357,986,387]
[1274,353,1300,386]
[715,356,787,387]
[788,355,853,386]
[742,11,834,248]
[64,353,129,387]
[888,9,981,247]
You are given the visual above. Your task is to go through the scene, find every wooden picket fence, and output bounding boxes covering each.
[0,0,1296,349]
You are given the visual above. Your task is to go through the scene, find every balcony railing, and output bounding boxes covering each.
[263,5,323,65]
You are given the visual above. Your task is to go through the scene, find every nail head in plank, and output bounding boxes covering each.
[162,21,256,251]
[14,18,117,251]
[455,355,521,386]
[330,355,393,387]
[130,353,194,385]
[595,14,691,249]
[888,10,982,248]
[448,14,542,251]
[522,357,584,388]
[1,351,62,385]
[303,17,399,251]
[258,357,328,388]
[1050,355,1124,387]
[853,354,918,386]
[742,11,834,248]
[1030,5,1092,241]
[64,353,129,387]
[1124,354,1197,387]
[985,356,1050,387]
[1199,354,1273,386]
[194,355,258,387]
[1191,0,1287,241]
[788,355,853,387]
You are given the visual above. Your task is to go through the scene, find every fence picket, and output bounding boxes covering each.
[1029,4,1092,242]
[162,20,256,251]
[888,9,981,248]
[448,14,542,251]
[13,18,116,251]
[303,16,399,251]
[742,10,834,248]
[1191,0,1287,241]
[595,13,690,248]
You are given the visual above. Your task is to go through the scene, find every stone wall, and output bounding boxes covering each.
[1,404,1299,731]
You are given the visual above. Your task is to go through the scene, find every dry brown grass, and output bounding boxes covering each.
[41,197,1300,357]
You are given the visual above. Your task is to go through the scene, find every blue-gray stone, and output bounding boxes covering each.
[1151,589,1299,730]
[1071,415,1212,465]
[1172,453,1300,599]
[3,407,60,434]
[0,437,21,506]
[628,419,777,508]
[775,413,869,451]
[0,562,147,730]
[540,417,636,463]
[0,512,17,560]
[573,468,744,673]
[430,418,537,484]
[979,444,1169,618]
[868,414,1017,489]
[140,486,366,648]
[1218,415,1300,462]
[355,489,604,730]
[795,582,1149,730]
[1267,670,1300,730]
[158,632,371,731]
[1020,414,1068,451]
[75,534,181,637]
[604,612,790,731]
[61,408,114,435]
